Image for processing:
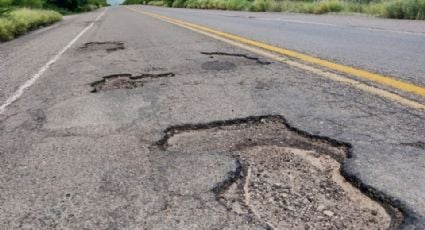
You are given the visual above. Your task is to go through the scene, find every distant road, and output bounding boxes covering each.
[140,6,425,86]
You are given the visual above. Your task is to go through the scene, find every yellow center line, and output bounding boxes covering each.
[125,6,425,110]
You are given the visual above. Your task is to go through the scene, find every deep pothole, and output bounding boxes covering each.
[200,51,271,71]
[158,116,403,230]
[80,41,125,53]
[90,72,174,93]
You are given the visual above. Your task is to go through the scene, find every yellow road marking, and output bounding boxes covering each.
[125,6,425,110]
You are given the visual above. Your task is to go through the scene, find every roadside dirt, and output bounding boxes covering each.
[162,116,402,230]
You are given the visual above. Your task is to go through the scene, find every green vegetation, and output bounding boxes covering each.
[0,0,109,41]
[0,8,61,40]
[45,0,108,12]
[383,0,425,19]
[1,0,108,16]
[124,0,425,20]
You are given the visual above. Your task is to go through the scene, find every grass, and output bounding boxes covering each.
[383,0,425,19]
[134,0,425,20]
[0,8,62,41]
[149,0,165,6]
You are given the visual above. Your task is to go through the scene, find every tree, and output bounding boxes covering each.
[12,0,44,8]
[45,0,106,10]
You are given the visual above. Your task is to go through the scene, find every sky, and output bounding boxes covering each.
[107,0,124,5]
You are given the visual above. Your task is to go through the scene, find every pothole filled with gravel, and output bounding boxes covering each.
[160,116,403,230]
[80,41,124,53]
[90,73,174,93]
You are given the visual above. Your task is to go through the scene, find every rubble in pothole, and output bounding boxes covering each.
[220,146,394,229]
[160,116,403,230]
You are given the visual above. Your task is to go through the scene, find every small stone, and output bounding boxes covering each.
[371,210,378,216]
[317,205,325,211]
[323,210,334,217]
[273,183,283,188]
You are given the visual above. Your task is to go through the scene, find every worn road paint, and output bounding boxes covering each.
[0,9,108,114]
[126,6,425,110]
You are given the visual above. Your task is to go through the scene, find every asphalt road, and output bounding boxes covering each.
[0,5,424,229]
[140,6,425,86]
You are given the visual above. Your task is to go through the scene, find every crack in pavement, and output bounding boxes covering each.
[201,51,272,65]
[400,141,425,149]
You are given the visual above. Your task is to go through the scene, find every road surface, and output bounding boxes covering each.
[139,6,425,86]
[0,5,424,229]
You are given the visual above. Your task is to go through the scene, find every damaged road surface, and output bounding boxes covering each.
[90,72,174,93]
[1,5,425,230]
[163,116,402,229]
[81,41,125,53]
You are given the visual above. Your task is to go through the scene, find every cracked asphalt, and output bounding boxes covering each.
[0,5,424,229]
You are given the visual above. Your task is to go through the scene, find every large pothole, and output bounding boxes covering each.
[158,116,403,229]
[90,73,174,93]
[80,41,124,53]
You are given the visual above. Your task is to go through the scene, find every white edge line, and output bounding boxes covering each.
[0,8,108,114]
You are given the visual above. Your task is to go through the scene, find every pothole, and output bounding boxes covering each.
[90,72,174,93]
[158,116,403,230]
[80,41,124,53]
[201,52,272,65]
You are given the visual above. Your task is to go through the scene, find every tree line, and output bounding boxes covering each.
[0,0,108,12]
